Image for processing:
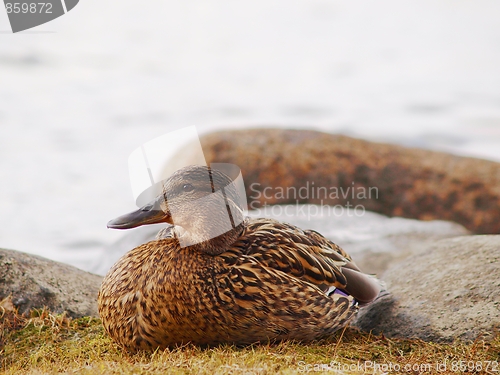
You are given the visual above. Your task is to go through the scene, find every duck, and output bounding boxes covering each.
[98,165,382,351]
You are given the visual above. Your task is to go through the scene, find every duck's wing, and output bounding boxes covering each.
[230,218,381,305]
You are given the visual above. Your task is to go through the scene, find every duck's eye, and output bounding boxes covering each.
[182,183,194,192]
[141,203,153,211]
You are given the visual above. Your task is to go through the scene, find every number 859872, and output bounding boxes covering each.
[5,2,53,14]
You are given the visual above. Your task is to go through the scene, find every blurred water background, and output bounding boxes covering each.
[1,1,499,271]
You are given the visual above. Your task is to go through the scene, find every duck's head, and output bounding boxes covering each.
[108,165,246,255]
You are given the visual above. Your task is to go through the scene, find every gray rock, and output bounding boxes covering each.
[0,248,102,318]
[355,235,500,342]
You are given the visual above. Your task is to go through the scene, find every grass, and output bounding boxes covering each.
[1,297,499,375]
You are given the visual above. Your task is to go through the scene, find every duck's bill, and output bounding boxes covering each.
[107,199,171,229]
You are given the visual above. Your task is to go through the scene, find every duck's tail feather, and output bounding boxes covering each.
[340,268,385,307]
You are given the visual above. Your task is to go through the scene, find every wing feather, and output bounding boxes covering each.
[229,218,358,291]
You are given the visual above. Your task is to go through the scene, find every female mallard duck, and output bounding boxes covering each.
[98,165,381,351]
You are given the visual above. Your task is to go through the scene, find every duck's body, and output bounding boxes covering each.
[98,165,381,351]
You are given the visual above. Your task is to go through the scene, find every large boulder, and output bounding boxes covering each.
[198,129,500,234]
[0,248,102,317]
[355,235,500,342]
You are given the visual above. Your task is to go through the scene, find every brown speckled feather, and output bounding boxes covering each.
[228,219,356,290]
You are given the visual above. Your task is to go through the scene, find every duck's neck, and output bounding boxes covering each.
[174,221,245,256]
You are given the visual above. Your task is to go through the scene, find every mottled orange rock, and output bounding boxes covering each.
[199,129,500,234]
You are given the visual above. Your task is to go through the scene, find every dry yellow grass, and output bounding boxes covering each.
[1,298,499,375]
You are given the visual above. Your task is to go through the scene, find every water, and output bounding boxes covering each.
[0,1,499,271]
